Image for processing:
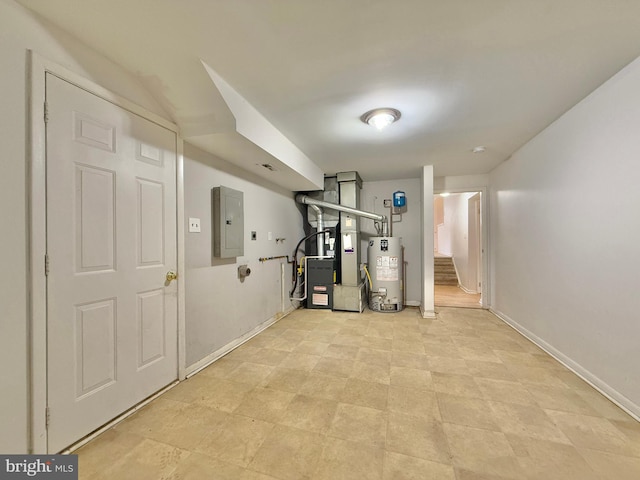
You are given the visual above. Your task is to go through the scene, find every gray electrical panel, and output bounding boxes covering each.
[212,186,244,258]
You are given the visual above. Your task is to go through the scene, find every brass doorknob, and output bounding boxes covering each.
[166,271,178,282]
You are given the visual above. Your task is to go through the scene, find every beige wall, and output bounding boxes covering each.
[183,143,305,368]
[490,54,640,418]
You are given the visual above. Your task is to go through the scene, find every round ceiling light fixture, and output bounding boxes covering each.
[361,108,401,130]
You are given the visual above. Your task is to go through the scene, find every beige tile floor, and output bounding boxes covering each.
[76,307,640,480]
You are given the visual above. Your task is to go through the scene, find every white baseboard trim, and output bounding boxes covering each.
[420,304,437,319]
[185,305,297,378]
[490,308,640,422]
[459,285,479,295]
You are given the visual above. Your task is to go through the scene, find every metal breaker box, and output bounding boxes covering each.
[213,186,244,258]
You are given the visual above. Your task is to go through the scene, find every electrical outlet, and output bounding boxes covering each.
[188,217,201,233]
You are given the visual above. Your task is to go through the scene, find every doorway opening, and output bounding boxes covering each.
[433,191,482,308]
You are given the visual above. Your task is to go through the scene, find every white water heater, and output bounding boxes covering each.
[367,237,403,312]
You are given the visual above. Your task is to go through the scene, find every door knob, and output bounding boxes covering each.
[166,271,178,283]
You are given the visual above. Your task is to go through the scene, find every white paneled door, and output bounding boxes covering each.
[45,74,178,452]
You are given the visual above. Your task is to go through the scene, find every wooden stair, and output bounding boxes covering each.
[434,256,458,286]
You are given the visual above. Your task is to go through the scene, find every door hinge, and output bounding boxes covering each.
[45,254,50,276]
[45,407,50,428]
[44,102,49,124]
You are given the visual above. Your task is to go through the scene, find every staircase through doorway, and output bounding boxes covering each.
[435,255,458,286]
[434,254,481,308]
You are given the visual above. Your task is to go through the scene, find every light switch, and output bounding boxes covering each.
[268,231,273,241]
[188,217,201,233]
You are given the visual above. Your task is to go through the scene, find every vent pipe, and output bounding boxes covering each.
[296,194,388,236]
[308,204,325,256]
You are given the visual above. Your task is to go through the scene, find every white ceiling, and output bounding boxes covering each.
[17,0,640,182]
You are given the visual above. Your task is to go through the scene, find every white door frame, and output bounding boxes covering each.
[28,52,186,453]
[432,186,490,309]
[473,194,482,295]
